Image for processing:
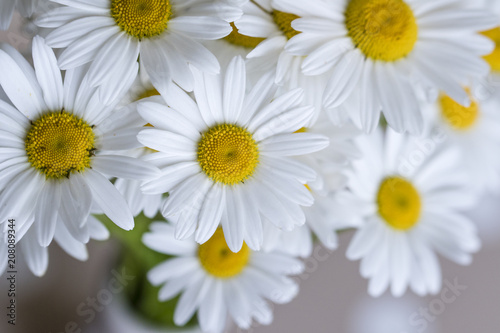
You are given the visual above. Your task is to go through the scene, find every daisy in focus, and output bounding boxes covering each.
[36,0,242,102]
[137,56,329,252]
[0,37,159,265]
[337,128,480,297]
[143,222,303,332]
[0,0,46,30]
[423,88,500,193]
[275,0,497,134]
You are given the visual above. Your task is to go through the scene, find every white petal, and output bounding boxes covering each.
[20,229,48,277]
[92,155,160,180]
[222,56,246,123]
[83,169,134,230]
[35,181,61,247]
[32,36,64,111]
[0,45,45,119]
[260,133,329,156]
[195,184,225,244]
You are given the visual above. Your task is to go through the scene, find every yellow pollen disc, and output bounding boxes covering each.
[294,127,307,133]
[198,228,250,278]
[439,90,479,130]
[25,111,95,179]
[272,10,300,40]
[481,27,500,72]
[345,0,418,62]
[110,0,171,40]
[197,124,259,185]
[377,176,421,231]
[224,22,265,49]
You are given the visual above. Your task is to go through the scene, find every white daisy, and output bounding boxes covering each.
[143,222,304,332]
[274,0,497,134]
[0,37,159,252]
[0,0,47,30]
[337,128,480,297]
[35,0,242,103]
[423,88,500,193]
[137,56,329,252]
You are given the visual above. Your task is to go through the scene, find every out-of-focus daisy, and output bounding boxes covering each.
[112,75,164,219]
[0,37,159,253]
[137,56,329,252]
[0,0,47,30]
[143,222,303,332]
[36,0,241,102]
[274,0,497,133]
[0,215,109,276]
[337,128,480,297]
[424,88,500,193]
[263,116,361,257]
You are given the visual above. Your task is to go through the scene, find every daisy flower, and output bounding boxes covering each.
[423,88,500,193]
[143,222,304,332]
[274,0,497,133]
[0,37,159,253]
[137,56,329,252]
[337,128,480,297]
[35,0,242,103]
[0,0,47,30]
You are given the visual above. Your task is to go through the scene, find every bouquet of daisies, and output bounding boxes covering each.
[1,0,499,331]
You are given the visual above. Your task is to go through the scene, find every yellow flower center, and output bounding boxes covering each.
[110,0,172,40]
[25,111,95,179]
[377,176,421,231]
[481,27,500,72]
[345,0,418,62]
[439,90,479,130]
[198,228,250,278]
[197,124,259,185]
[272,10,300,40]
[224,22,265,48]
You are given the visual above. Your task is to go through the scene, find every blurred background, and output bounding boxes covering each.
[1,12,500,333]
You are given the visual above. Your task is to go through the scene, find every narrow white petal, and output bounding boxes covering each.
[83,169,134,230]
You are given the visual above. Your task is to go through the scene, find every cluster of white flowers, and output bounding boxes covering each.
[1,0,500,331]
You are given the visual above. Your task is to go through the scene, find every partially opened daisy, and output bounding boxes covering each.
[0,0,46,30]
[143,222,303,332]
[423,88,500,193]
[274,0,497,133]
[138,56,329,252]
[338,128,480,297]
[36,0,242,102]
[0,37,159,254]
